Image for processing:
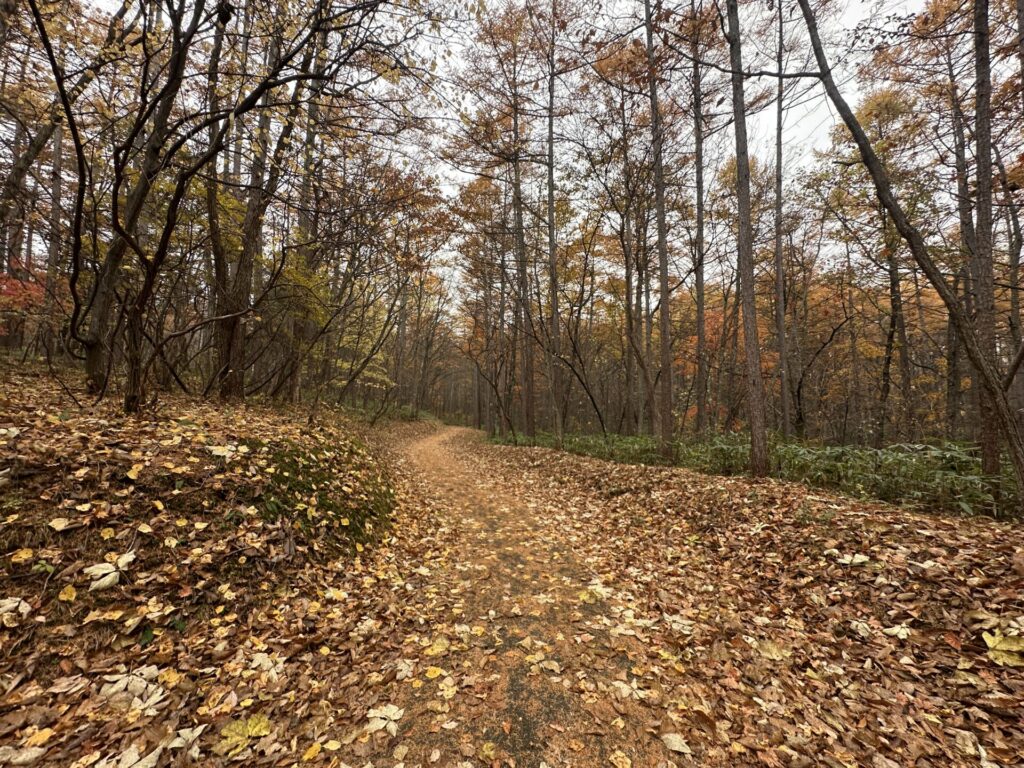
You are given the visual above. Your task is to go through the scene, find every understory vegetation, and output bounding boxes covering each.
[0,370,397,653]
[496,432,1017,518]
[254,437,395,555]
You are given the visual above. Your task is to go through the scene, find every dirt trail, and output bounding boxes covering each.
[388,426,675,767]
[353,425,1024,768]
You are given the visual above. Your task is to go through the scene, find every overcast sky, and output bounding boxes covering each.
[746,0,920,169]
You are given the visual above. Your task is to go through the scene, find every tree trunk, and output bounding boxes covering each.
[43,123,62,346]
[726,0,769,476]
[692,18,708,435]
[946,269,965,439]
[972,0,1000,476]
[0,1,133,269]
[546,2,562,444]
[773,2,791,438]
[83,0,203,393]
[643,0,674,457]
[1017,0,1024,119]
[511,127,536,437]
[216,38,312,401]
[798,0,1024,508]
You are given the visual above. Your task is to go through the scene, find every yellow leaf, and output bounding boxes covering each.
[319,646,331,656]
[425,666,444,679]
[127,464,143,481]
[58,585,77,603]
[10,548,33,565]
[48,517,70,532]
[246,714,271,737]
[757,639,790,661]
[424,636,449,657]
[100,528,115,540]
[24,727,53,747]
[153,500,165,511]
[988,649,1024,667]
[158,668,183,688]
[215,713,271,756]
[324,740,341,751]
[215,720,250,757]
[983,631,1024,652]
[983,631,1024,666]
[302,742,321,761]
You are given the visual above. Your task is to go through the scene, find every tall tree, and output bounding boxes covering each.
[643,0,675,456]
[773,0,791,437]
[725,0,769,475]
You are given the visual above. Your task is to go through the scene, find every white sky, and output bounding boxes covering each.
[747,0,922,169]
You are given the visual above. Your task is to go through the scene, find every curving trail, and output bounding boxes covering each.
[330,424,1024,767]
[389,427,674,767]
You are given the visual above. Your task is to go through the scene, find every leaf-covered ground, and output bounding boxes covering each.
[2,380,1023,767]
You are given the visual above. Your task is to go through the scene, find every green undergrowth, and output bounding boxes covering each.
[493,431,1017,518]
[341,401,442,427]
[249,434,396,556]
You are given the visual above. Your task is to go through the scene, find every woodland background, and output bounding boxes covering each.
[1,0,1023,514]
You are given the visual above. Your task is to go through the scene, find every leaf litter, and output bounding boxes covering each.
[1,373,1023,766]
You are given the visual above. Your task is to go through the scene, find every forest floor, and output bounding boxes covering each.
[2,377,1024,767]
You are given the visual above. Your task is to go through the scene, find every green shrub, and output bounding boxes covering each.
[771,441,1013,517]
[492,430,1017,518]
[493,432,667,465]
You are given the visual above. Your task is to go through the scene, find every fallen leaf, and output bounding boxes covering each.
[10,548,33,565]
[661,733,691,754]
[302,742,321,761]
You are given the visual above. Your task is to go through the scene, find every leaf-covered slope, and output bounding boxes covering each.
[0,373,410,766]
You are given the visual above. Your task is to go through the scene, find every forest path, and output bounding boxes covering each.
[336,425,1023,768]
[3,378,1019,768]
[380,426,680,767]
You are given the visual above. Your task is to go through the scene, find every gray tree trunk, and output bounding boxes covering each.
[726,0,769,475]
[643,0,674,457]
